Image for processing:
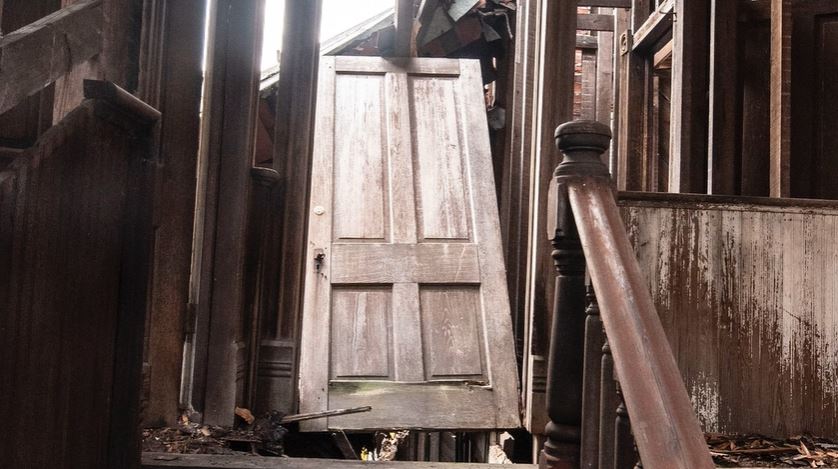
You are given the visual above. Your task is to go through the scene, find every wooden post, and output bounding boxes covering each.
[707,0,738,194]
[615,0,645,191]
[190,0,265,426]
[580,285,604,468]
[540,121,612,469]
[669,0,710,193]
[256,0,322,415]
[140,0,208,427]
[769,0,791,197]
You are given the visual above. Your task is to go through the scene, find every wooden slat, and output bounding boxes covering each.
[769,0,791,197]
[578,13,614,31]
[0,1,102,115]
[143,453,539,468]
[330,244,480,284]
[577,34,598,49]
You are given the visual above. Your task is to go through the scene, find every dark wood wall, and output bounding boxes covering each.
[0,97,156,469]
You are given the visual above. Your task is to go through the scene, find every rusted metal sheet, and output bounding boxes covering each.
[620,191,838,436]
[0,92,156,469]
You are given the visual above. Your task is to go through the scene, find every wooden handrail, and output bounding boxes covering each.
[539,121,714,469]
[0,0,103,116]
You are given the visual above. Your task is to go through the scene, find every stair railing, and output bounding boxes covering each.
[538,121,715,469]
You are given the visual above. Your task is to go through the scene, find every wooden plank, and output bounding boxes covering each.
[577,13,614,31]
[707,0,738,194]
[394,0,414,57]
[0,1,102,116]
[191,0,265,426]
[330,244,480,284]
[668,0,710,192]
[334,55,461,75]
[577,0,630,7]
[139,0,207,427]
[143,453,539,468]
[769,0,791,197]
[631,0,673,52]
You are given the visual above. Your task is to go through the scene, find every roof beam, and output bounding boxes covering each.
[577,13,614,31]
[0,1,102,116]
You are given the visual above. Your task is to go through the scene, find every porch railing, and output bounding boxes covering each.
[539,121,715,469]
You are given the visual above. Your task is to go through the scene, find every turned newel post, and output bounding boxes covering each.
[541,121,612,469]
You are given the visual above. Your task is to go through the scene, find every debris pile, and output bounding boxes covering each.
[708,434,838,467]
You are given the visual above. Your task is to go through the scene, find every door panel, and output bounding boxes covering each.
[298,56,520,430]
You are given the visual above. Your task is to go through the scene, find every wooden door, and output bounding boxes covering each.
[298,56,520,431]
[791,0,838,199]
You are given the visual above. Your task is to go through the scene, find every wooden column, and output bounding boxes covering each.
[707,0,739,194]
[540,121,612,469]
[669,0,710,193]
[256,0,322,415]
[190,0,265,426]
[769,0,791,197]
[140,0,208,427]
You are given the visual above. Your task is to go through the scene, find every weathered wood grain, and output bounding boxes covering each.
[300,57,519,431]
[620,192,838,436]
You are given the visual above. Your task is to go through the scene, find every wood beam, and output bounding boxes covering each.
[394,0,413,57]
[139,0,208,428]
[707,0,738,194]
[668,0,710,193]
[0,1,102,116]
[191,0,266,426]
[257,0,323,415]
[577,0,630,7]
[577,13,614,31]
[769,0,791,197]
[632,0,673,52]
[616,30,645,190]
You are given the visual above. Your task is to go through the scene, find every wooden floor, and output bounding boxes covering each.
[142,453,538,468]
[143,452,836,469]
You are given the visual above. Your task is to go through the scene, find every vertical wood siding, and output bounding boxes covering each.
[620,194,838,436]
[0,100,154,469]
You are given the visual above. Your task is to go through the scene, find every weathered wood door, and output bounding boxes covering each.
[298,56,520,431]
[791,0,838,199]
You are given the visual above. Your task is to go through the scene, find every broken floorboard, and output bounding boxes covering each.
[142,453,538,468]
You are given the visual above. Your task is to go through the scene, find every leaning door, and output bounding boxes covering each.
[298,56,520,431]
